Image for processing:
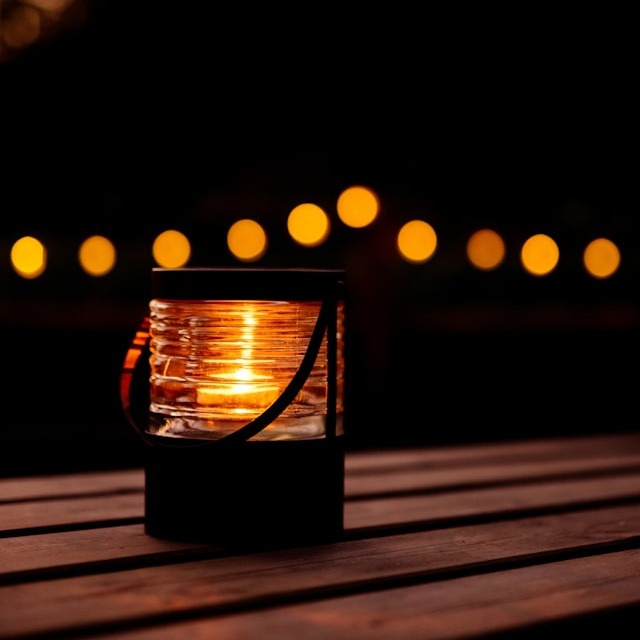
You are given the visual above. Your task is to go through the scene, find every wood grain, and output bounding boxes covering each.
[2,432,640,639]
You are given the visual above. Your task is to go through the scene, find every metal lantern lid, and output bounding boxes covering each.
[151,267,346,301]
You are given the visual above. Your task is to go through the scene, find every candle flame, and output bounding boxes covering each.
[196,307,280,409]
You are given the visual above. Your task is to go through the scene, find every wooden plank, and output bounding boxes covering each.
[2,501,640,579]
[346,451,640,497]
[95,549,640,640]
[345,431,640,473]
[345,473,640,531]
[1,432,638,504]
[2,470,640,536]
[2,432,639,503]
[0,469,143,502]
[2,504,640,638]
[0,493,143,533]
[0,525,211,578]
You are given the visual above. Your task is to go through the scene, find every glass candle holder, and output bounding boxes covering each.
[148,298,344,441]
[122,267,346,548]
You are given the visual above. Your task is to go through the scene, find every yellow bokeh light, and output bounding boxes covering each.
[336,185,379,228]
[287,203,330,247]
[10,235,47,279]
[397,219,437,264]
[520,233,560,276]
[227,219,267,262]
[152,229,191,268]
[583,237,620,279]
[78,235,116,277]
[466,229,506,271]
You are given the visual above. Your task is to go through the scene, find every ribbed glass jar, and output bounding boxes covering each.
[148,298,344,441]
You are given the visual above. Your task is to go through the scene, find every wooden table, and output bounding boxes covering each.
[2,431,640,639]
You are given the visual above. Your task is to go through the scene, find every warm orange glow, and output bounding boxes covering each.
[149,297,343,440]
[78,235,116,276]
[520,233,560,276]
[466,229,506,270]
[10,236,47,279]
[195,306,279,410]
[33,0,75,10]
[583,237,620,279]
[0,0,85,62]
[336,185,379,228]
[227,219,268,262]
[197,375,280,410]
[397,219,437,263]
[1,5,41,50]
[287,203,330,247]
[152,229,191,268]
[123,347,143,371]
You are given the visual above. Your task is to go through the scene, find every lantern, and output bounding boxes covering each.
[121,267,346,548]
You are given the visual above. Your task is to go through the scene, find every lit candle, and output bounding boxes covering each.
[195,305,280,411]
[196,367,280,411]
[147,268,344,441]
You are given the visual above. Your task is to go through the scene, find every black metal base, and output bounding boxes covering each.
[144,437,345,549]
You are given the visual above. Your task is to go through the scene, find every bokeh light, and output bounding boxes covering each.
[0,184,632,281]
[0,0,85,62]
[227,219,267,262]
[1,4,41,51]
[466,228,506,271]
[583,237,620,279]
[287,203,330,247]
[520,234,560,276]
[78,235,116,276]
[152,229,191,268]
[10,236,47,279]
[397,219,437,264]
[336,185,379,228]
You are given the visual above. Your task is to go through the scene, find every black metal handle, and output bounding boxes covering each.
[120,302,331,448]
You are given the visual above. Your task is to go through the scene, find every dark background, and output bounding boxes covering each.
[1,3,639,475]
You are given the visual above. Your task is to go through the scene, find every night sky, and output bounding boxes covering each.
[3,4,639,238]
